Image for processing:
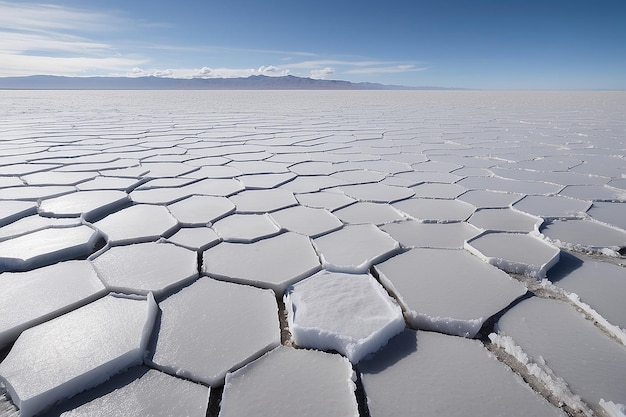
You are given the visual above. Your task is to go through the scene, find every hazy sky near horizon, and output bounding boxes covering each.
[1,0,624,89]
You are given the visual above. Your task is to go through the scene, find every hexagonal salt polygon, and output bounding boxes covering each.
[92,204,179,245]
[150,277,280,386]
[42,367,209,417]
[338,183,414,203]
[0,201,37,227]
[374,248,527,337]
[285,270,404,363]
[167,195,235,225]
[540,219,626,254]
[38,190,129,221]
[270,205,343,238]
[229,189,298,213]
[203,232,321,294]
[512,195,591,219]
[212,214,281,243]
[333,202,405,225]
[0,225,101,272]
[393,198,475,223]
[312,224,399,273]
[468,208,543,233]
[91,242,198,297]
[0,294,157,417]
[220,346,358,417]
[380,221,480,249]
[166,227,221,251]
[0,261,106,348]
[464,232,560,279]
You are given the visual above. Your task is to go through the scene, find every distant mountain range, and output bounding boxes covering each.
[0,75,459,90]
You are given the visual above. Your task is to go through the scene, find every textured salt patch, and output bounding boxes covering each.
[411,183,466,199]
[285,270,404,363]
[468,208,543,233]
[0,261,106,348]
[313,224,399,273]
[93,204,179,245]
[166,227,221,251]
[360,330,565,417]
[212,214,281,243]
[587,201,626,231]
[295,191,356,211]
[203,232,321,293]
[269,205,342,238]
[375,248,526,337]
[457,189,525,208]
[333,202,405,225]
[548,252,626,332]
[338,183,415,203]
[0,201,37,227]
[0,225,101,272]
[167,195,235,225]
[540,219,626,254]
[38,190,129,221]
[497,296,626,412]
[465,232,560,279]
[0,294,157,417]
[393,198,475,223]
[91,242,197,296]
[150,277,279,386]
[229,189,298,213]
[512,195,591,219]
[220,346,358,417]
[380,221,480,249]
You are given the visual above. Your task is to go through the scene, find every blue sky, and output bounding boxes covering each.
[1,0,624,89]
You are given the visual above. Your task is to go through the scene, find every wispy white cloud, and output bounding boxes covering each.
[310,67,335,79]
[127,65,290,79]
[344,64,427,75]
[0,1,145,76]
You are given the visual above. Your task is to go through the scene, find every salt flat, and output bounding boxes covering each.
[0,90,625,417]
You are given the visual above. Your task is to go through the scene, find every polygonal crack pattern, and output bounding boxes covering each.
[1,92,625,417]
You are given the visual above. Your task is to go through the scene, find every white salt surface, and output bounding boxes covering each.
[0,294,157,417]
[497,296,626,412]
[38,190,129,221]
[151,277,280,386]
[166,195,235,225]
[548,252,626,332]
[512,195,591,219]
[285,270,404,363]
[313,224,400,273]
[166,227,220,250]
[1,90,626,416]
[457,189,524,208]
[0,215,82,241]
[587,201,626,230]
[0,201,37,227]
[212,214,281,242]
[93,204,179,244]
[333,202,405,225]
[375,248,526,337]
[269,205,342,238]
[393,197,475,223]
[360,330,565,417]
[465,232,560,278]
[468,207,543,233]
[203,231,321,293]
[91,242,197,296]
[0,225,101,272]
[0,261,106,348]
[380,220,480,249]
[220,346,358,417]
[42,367,209,417]
[540,219,626,253]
